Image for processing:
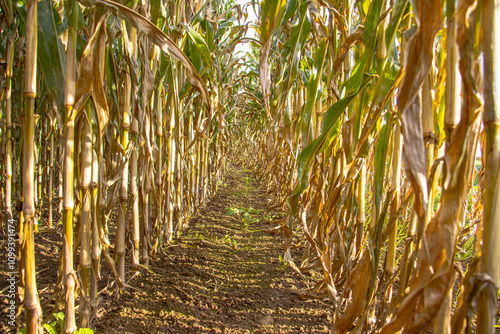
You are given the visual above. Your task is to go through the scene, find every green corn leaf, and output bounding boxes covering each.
[385,0,410,52]
[289,74,376,214]
[363,0,384,45]
[201,19,215,51]
[64,0,84,30]
[343,0,384,94]
[374,61,400,105]
[37,0,66,114]
[344,50,369,94]
[288,1,311,83]
[189,3,206,26]
[281,0,299,30]
[260,0,287,42]
[184,38,203,75]
[303,38,328,134]
[12,1,26,36]
[373,114,392,220]
[184,24,213,80]
[105,42,119,112]
[150,0,160,24]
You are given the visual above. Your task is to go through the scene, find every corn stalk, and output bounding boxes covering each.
[20,0,43,332]
[62,0,78,328]
[477,0,500,332]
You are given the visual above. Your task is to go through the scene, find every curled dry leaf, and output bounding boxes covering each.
[397,0,444,222]
[400,92,428,221]
[333,250,372,334]
[77,0,211,114]
[74,15,109,137]
[333,25,364,72]
[381,1,482,332]
[258,0,286,116]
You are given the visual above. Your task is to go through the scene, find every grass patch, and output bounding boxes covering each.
[225,206,264,230]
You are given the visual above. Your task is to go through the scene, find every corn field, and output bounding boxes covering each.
[0,0,499,333]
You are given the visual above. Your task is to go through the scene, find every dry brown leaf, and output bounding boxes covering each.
[397,0,443,225]
[333,25,364,71]
[259,40,273,116]
[397,0,443,222]
[400,92,428,220]
[74,15,109,137]
[381,1,482,332]
[333,250,372,334]
[78,0,211,114]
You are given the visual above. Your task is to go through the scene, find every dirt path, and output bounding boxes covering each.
[95,164,331,333]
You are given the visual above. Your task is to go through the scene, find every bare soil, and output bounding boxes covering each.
[1,164,331,333]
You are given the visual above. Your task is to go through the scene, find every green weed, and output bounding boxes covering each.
[223,233,238,248]
[216,180,228,191]
[226,206,263,230]
[278,254,289,270]
[245,177,253,193]
[18,312,94,334]
[194,231,206,240]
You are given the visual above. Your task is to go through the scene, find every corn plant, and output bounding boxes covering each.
[235,0,500,333]
[1,0,499,333]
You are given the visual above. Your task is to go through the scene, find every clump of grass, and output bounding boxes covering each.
[18,312,94,334]
[214,233,239,248]
[226,206,263,230]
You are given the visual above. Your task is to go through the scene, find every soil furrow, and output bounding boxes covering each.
[95,164,331,333]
